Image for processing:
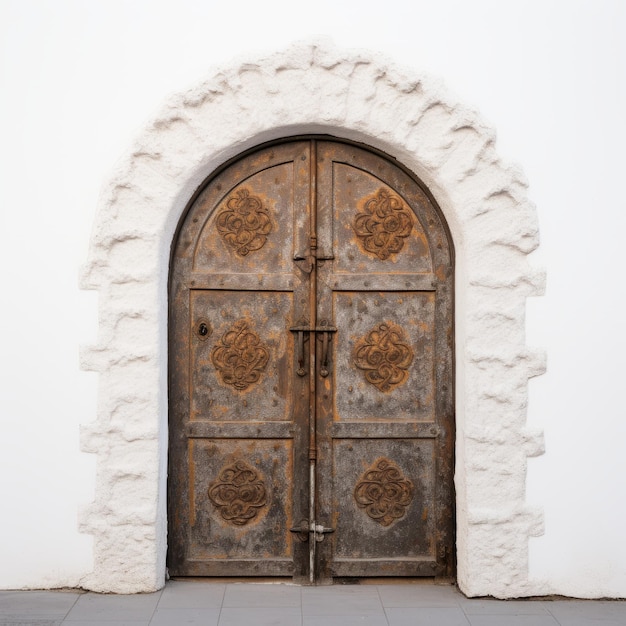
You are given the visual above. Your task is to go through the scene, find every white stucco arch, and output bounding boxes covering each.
[80,40,546,597]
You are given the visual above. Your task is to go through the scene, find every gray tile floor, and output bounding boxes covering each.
[0,581,624,626]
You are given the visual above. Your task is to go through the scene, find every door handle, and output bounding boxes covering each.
[290,323,336,378]
[318,327,332,378]
[296,329,307,377]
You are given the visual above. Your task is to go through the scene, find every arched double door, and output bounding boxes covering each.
[168,138,454,583]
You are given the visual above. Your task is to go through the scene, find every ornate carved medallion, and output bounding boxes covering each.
[352,188,413,260]
[208,460,268,526]
[216,188,272,256]
[354,458,414,527]
[353,322,413,392]
[211,320,269,391]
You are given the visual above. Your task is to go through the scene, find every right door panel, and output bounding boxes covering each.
[315,141,454,580]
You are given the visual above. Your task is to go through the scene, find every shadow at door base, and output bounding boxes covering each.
[335,577,456,586]
[170,576,456,586]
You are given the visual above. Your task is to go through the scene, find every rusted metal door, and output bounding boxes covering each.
[168,139,454,583]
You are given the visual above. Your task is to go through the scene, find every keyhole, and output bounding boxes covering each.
[197,321,211,339]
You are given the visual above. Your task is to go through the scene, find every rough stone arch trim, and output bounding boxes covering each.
[79,40,546,597]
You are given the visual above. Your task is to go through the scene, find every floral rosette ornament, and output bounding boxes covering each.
[353,188,413,260]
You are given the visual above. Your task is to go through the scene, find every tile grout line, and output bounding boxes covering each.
[374,585,391,626]
[60,592,81,624]
[216,583,226,626]
[146,587,164,625]
[543,605,564,626]
[460,602,472,626]
[58,590,87,625]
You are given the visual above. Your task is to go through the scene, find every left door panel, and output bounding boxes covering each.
[168,141,311,578]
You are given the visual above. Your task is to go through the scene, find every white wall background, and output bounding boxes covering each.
[0,0,624,596]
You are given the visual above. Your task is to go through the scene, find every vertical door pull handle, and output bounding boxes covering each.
[289,324,336,378]
[320,331,330,377]
[296,330,307,376]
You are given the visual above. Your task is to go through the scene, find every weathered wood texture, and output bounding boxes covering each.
[168,138,454,582]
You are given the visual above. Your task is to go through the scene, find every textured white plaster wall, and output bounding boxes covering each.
[76,39,546,596]
[0,0,624,598]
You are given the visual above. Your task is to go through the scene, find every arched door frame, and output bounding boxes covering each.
[167,136,456,583]
[80,41,546,597]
